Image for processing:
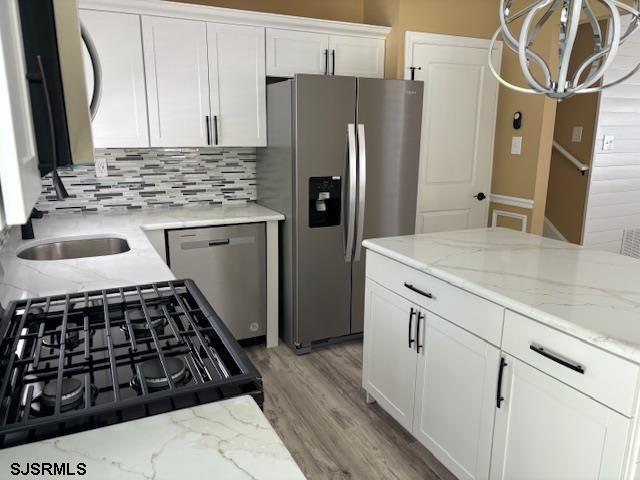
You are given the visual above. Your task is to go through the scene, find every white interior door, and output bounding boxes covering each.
[490,355,630,480]
[208,23,266,147]
[0,0,41,225]
[81,9,149,148]
[142,16,210,147]
[406,32,502,234]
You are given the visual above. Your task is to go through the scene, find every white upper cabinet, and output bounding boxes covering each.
[490,355,630,480]
[330,35,385,78]
[412,312,499,480]
[208,23,266,147]
[0,0,41,225]
[142,16,211,147]
[266,29,329,76]
[79,0,388,148]
[81,9,149,148]
[266,29,385,78]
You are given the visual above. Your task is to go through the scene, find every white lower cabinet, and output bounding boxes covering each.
[490,355,631,480]
[363,281,499,478]
[413,312,500,480]
[363,282,418,431]
[363,252,638,479]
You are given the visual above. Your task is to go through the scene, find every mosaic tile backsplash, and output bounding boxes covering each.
[36,147,257,215]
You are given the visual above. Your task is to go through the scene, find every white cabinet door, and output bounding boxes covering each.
[362,281,418,431]
[329,35,384,78]
[266,28,329,77]
[142,16,210,147]
[81,9,149,148]
[208,23,266,147]
[490,355,631,480]
[412,312,500,480]
[0,0,40,225]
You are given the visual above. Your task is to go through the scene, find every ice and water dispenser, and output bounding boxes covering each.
[309,177,341,228]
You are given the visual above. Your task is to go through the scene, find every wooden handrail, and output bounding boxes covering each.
[553,141,590,175]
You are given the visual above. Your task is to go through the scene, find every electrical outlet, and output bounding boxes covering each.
[603,135,615,151]
[95,158,109,178]
[511,136,523,155]
[572,126,583,143]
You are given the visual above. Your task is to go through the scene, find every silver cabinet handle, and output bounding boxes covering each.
[354,124,367,262]
[344,124,357,262]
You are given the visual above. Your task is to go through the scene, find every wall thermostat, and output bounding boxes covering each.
[513,111,522,130]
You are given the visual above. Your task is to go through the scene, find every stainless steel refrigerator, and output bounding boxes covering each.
[257,74,423,353]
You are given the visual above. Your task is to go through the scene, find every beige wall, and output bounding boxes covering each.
[545,22,606,244]
[363,0,556,234]
[169,0,365,22]
[363,0,498,79]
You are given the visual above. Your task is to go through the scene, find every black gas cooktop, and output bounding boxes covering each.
[0,280,263,448]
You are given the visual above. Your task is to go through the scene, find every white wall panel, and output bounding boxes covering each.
[583,16,640,254]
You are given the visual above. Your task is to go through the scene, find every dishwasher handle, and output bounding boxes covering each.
[208,239,230,247]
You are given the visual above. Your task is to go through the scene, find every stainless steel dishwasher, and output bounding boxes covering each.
[167,224,266,341]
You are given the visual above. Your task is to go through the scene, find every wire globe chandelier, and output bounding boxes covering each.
[489,0,640,100]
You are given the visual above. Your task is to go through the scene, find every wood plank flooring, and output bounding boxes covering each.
[246,341,456,480]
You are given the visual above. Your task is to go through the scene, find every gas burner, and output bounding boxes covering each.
[42,324,82,350]
[122,307,167,334]
[33,378,96,414]
[131,357,188,392]
[0,280,261,449]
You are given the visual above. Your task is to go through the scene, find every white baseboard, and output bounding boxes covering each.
[543,217,567,242]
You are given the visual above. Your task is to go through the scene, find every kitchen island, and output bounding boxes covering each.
[0,396,305,480]
[362,228,640,480]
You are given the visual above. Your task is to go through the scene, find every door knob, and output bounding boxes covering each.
[474,192,487,201]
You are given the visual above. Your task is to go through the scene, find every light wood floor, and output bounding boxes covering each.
[246,340,456,480]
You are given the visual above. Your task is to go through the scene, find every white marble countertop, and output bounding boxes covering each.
[363,228,640,364]
[0,396,305,480]
[0,204,284,307]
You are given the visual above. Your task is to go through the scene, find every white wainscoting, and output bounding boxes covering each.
[491,209,528,232]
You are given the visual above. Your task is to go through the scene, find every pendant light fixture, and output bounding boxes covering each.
[489,0,640,100]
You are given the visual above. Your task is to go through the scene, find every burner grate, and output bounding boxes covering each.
[0,280,262,448]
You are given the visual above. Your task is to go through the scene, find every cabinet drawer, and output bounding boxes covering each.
[366,251,504,346]
[503,310,640,417]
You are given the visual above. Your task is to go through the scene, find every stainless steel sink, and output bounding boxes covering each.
[18,237,131,261]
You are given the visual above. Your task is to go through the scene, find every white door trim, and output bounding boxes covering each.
[490,194,534,210]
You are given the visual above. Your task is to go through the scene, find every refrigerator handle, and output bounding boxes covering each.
[354,124,367,262]
[344,124,358,262]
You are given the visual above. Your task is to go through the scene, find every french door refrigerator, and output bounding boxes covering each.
[257,74,423,353]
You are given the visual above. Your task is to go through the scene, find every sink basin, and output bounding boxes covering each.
[18,237,130,261]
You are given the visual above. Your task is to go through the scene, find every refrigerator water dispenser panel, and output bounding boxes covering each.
[309,177,341,228]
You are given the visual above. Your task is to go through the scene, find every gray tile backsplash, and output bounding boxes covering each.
[36,147,257,214]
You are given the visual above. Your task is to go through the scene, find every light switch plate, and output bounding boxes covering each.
[511,136,523,155]
[95,158,108,178]
[603,135,615,151]
[572,126,583,143]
